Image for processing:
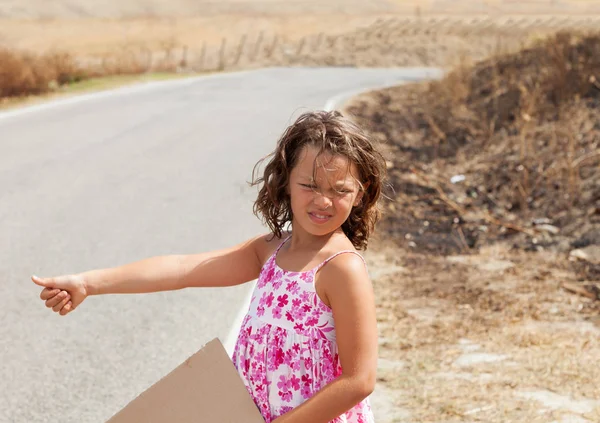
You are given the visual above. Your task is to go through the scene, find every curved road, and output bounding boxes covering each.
[0,67,441,422]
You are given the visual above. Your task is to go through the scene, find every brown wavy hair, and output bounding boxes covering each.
[251,110,387,250]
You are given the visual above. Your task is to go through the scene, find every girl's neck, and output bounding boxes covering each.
[287,224,344,252]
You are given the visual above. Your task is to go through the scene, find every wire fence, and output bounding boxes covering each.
[119,14,600,73]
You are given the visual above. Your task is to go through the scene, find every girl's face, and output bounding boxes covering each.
[288,145,363,237]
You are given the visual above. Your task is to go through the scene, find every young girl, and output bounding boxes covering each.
[33,110,387,423]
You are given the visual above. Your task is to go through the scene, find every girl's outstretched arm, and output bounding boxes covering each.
[273,253,378,423]
[33,234,270,315]
[88,234,269,293]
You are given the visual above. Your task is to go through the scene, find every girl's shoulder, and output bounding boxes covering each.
[311,233,365,273]
[320,232,360,256]
[320,240,366,270]
[254,231,292,267]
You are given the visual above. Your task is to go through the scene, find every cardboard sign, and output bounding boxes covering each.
[106,338,265,423]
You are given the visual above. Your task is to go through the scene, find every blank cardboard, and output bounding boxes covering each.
[106,338,265,423]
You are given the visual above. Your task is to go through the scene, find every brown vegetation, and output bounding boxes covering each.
[2,14,599,101]
[347,31,600,272]
[0,46,191,102]
[342,29,600,422]
[365,239,600,422]
[0,49,83,98]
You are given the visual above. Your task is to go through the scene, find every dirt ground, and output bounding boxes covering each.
[363,240,600,422]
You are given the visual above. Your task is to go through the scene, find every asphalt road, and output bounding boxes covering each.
[0,67,442,422]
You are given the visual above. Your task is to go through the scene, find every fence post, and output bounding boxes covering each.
[218,37,227,70]
[198,41,206,71]
[296,36,306,56]
[252,30,264,60]
[327,35,337,48]
[313,32,324,50]
[233,34,247,67]
[267,34,279,58]
[145,48,153,72]
[180,45,188,70]
[165,46,173,70]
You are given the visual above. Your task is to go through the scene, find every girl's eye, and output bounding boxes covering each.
[300,184,317,189]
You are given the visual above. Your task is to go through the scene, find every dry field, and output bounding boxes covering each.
[2,0,597,19]
[347,31,600,422]
[3,13,600,101]
[2,1,600,100]
[364,241,600,422]
[2,0,599,60]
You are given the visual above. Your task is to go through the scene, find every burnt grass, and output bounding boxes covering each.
[347,31,600,279]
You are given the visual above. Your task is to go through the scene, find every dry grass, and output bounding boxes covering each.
[0,15,372,56]
[3,0,598,20]
[0,48,84,98]
[346,31,600,261]
[4,0,600,20]
[365,241,600,422]
[3,14,600,100]
[344,27,600,421]
[0,47,189,101]
[1,0,600,100]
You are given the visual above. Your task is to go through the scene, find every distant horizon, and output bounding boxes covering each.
[1,0,598,19]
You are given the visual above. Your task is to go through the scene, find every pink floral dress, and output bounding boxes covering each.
[232,236,375,423]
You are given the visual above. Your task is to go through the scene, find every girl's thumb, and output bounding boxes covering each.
[31,275,53,287]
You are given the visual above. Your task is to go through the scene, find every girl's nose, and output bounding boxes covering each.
[313,192,333,209]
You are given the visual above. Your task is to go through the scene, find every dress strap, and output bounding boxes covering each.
[315,250,367,273]
[274,234,292,256]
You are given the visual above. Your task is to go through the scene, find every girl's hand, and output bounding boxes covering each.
[32,274,88,316]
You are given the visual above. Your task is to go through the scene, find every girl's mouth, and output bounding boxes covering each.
[308,212,331,224]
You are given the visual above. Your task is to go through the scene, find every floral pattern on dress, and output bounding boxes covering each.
[231,237,375,423]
